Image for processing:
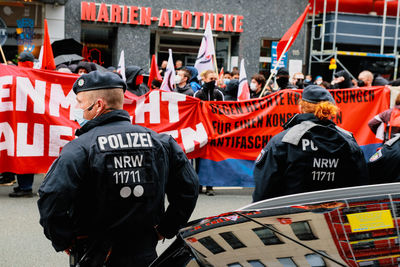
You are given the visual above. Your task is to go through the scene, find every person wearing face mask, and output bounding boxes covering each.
[314,76,323,86]
[250,74,267,98]
[173,68,194,96]
[38,71,199,267]
[193,70,224,101]
[125,65,150,96]
[276,67,297,90]
[193,70,224,196]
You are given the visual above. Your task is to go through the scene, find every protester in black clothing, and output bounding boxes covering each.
[224,79,239,101]
[125,65,149,96]
[174,68,194,96]
[193,70,224,101]
[38,71,198,267]
[331,70,353,89]
[250,74,267,98]
[253,85,368,201]
[368,134,400,184]
[159,60,167,77]
[358,70,389,87]
[276,67,297,90]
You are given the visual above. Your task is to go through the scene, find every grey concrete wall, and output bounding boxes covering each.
[65,0,308,75]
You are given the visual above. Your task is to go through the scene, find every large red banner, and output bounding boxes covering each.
[0,66,391,173]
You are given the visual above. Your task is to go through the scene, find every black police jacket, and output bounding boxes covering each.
[368,134,400,184]
[37,110,199,252]
[253,113,368,202]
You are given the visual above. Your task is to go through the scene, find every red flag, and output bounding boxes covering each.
[148,54,163,88]
[276,4,310,60]
[41,19,56,70]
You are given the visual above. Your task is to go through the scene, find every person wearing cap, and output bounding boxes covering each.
[252,85,368,201]
[37,71,198,266]
[276,67,297,90]
[125,65,149,96]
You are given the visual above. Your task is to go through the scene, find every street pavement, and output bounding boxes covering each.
[0,174,253,267]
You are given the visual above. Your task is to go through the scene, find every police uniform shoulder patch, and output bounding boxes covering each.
[255,149,266,164]
[369,149,383,162]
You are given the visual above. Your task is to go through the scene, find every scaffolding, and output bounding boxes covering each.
[308,0,400,80]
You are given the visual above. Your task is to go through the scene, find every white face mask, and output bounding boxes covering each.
[73,102,96,127]
[174,75,182,84]
[250,82,258,92]
[316,80,322,85]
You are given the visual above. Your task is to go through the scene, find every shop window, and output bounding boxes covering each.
[198,236,225,254]
[351,241,375,250]
[215,37,229,71]
[219,231,246,249]
[228,263,243,267]
[290,221,318,241]
[305,253,327,267]
[81,26,117,67]
[277,257,298,267]
[248,260,266,267]
[253,226,284,245]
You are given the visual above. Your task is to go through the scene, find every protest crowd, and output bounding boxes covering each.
[1,5,400,266]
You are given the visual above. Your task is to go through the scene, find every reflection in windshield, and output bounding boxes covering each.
[180,187,400,266]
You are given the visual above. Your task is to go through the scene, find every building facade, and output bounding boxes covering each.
[64,0,308,76]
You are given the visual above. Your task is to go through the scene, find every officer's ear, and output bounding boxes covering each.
[95,98,106,113]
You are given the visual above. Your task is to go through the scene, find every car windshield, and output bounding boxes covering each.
[178,183,400,267]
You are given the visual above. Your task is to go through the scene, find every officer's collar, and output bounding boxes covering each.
[283,113,334,130]
[75,109,131,136]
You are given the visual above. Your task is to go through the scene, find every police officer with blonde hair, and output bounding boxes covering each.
[38,71,198,266]
[253,85,368,201]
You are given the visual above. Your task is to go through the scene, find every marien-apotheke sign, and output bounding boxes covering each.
[81,2,244,33]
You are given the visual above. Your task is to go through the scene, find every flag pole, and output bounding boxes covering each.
[0,44,7,65]
[213,53,219,74]
[259,36,293,98]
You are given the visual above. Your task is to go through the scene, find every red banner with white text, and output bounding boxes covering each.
[0,65,391,173]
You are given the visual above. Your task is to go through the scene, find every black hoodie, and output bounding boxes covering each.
[125,66,149,96]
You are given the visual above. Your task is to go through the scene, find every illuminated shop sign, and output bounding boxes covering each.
[81,1,244,33]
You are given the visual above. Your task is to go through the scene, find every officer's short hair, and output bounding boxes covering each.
[88,88,124,109]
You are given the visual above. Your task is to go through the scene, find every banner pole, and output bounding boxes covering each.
[259,36,293,98]
[0,44,7,65]
[213,53,219,74]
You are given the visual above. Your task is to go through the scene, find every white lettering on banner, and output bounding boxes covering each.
[161,130,179,139]
[49,126,73,157]
[181,123,208,153]
[135,90,160,123]
[161,92,186,123]
[0,76,13,112]
[16,77,46,114]
[0,122,14,156]
[49,84,76,120]
[17,123,44,156]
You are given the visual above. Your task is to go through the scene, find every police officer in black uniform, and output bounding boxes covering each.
[253,85,368,202]
[368,134,400,183]
[37,71,199,267]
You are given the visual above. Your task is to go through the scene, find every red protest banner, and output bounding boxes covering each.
[0,65,391,173]
[124,87,390,161]
[0,65,79,173]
